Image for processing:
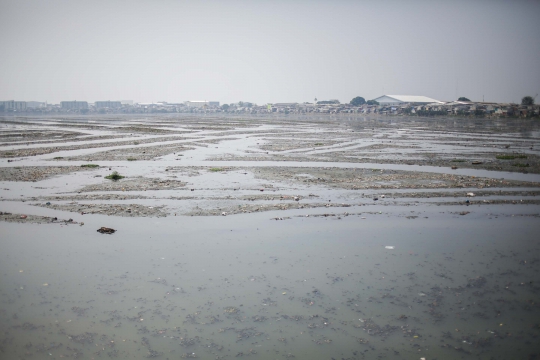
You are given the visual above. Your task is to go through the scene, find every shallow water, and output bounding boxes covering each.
[1,207,540,359]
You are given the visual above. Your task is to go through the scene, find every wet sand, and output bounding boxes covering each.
[1,114,539,359]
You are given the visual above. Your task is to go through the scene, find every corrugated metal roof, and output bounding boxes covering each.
[376,95,443,103]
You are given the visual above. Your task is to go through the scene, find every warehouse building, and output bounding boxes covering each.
[372,95,442,105]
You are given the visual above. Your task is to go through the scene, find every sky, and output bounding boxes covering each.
[1,0,539,105]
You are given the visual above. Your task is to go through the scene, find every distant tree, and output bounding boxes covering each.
[366,100,379,105]
[350,96,366,106]
[522,96,534,105]
[458,97,471,102]
[0,104,4,112]
[238,101,244,107]
[221,104,230,111]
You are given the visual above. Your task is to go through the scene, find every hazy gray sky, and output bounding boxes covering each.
[1,0,539,104]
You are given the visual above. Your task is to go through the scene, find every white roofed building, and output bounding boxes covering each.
[373,95,443,105]
[185,101,220,107]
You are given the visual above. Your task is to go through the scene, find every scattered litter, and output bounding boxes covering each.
[20,215,27,219]
[459,211,470,216]
[385,246,395,250]
[97,227,116,234]
[467,192,475,197]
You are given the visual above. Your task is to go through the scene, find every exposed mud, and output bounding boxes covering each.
[33,203,167,217]
[0,211,81,224]
[0,165,99,182]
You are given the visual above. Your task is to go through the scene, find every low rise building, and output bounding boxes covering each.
[26,101,46,108]
[95,101,122,109]
[185,101,220,107]
[61,101,88,110]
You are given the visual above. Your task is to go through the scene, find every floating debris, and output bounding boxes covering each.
[97,227,116,234]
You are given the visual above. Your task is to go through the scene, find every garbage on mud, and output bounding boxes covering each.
[97,227,116,234]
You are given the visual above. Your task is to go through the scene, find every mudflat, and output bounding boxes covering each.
[1,114,539,359]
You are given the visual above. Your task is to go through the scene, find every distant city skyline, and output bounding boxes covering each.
[1,0,539,105]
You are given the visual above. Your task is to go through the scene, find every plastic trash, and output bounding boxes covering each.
[385,246,395,249]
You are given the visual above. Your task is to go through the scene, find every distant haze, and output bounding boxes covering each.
[1,0,539,104]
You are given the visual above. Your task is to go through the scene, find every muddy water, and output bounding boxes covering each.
[1,209,539,359]
[1,114,540,359]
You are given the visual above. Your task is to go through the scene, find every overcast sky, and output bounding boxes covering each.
[1,0,539,104]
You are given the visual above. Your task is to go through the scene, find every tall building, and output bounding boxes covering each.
[0,100,26,111]
[61,101,88,110]
[95,101,122,109]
